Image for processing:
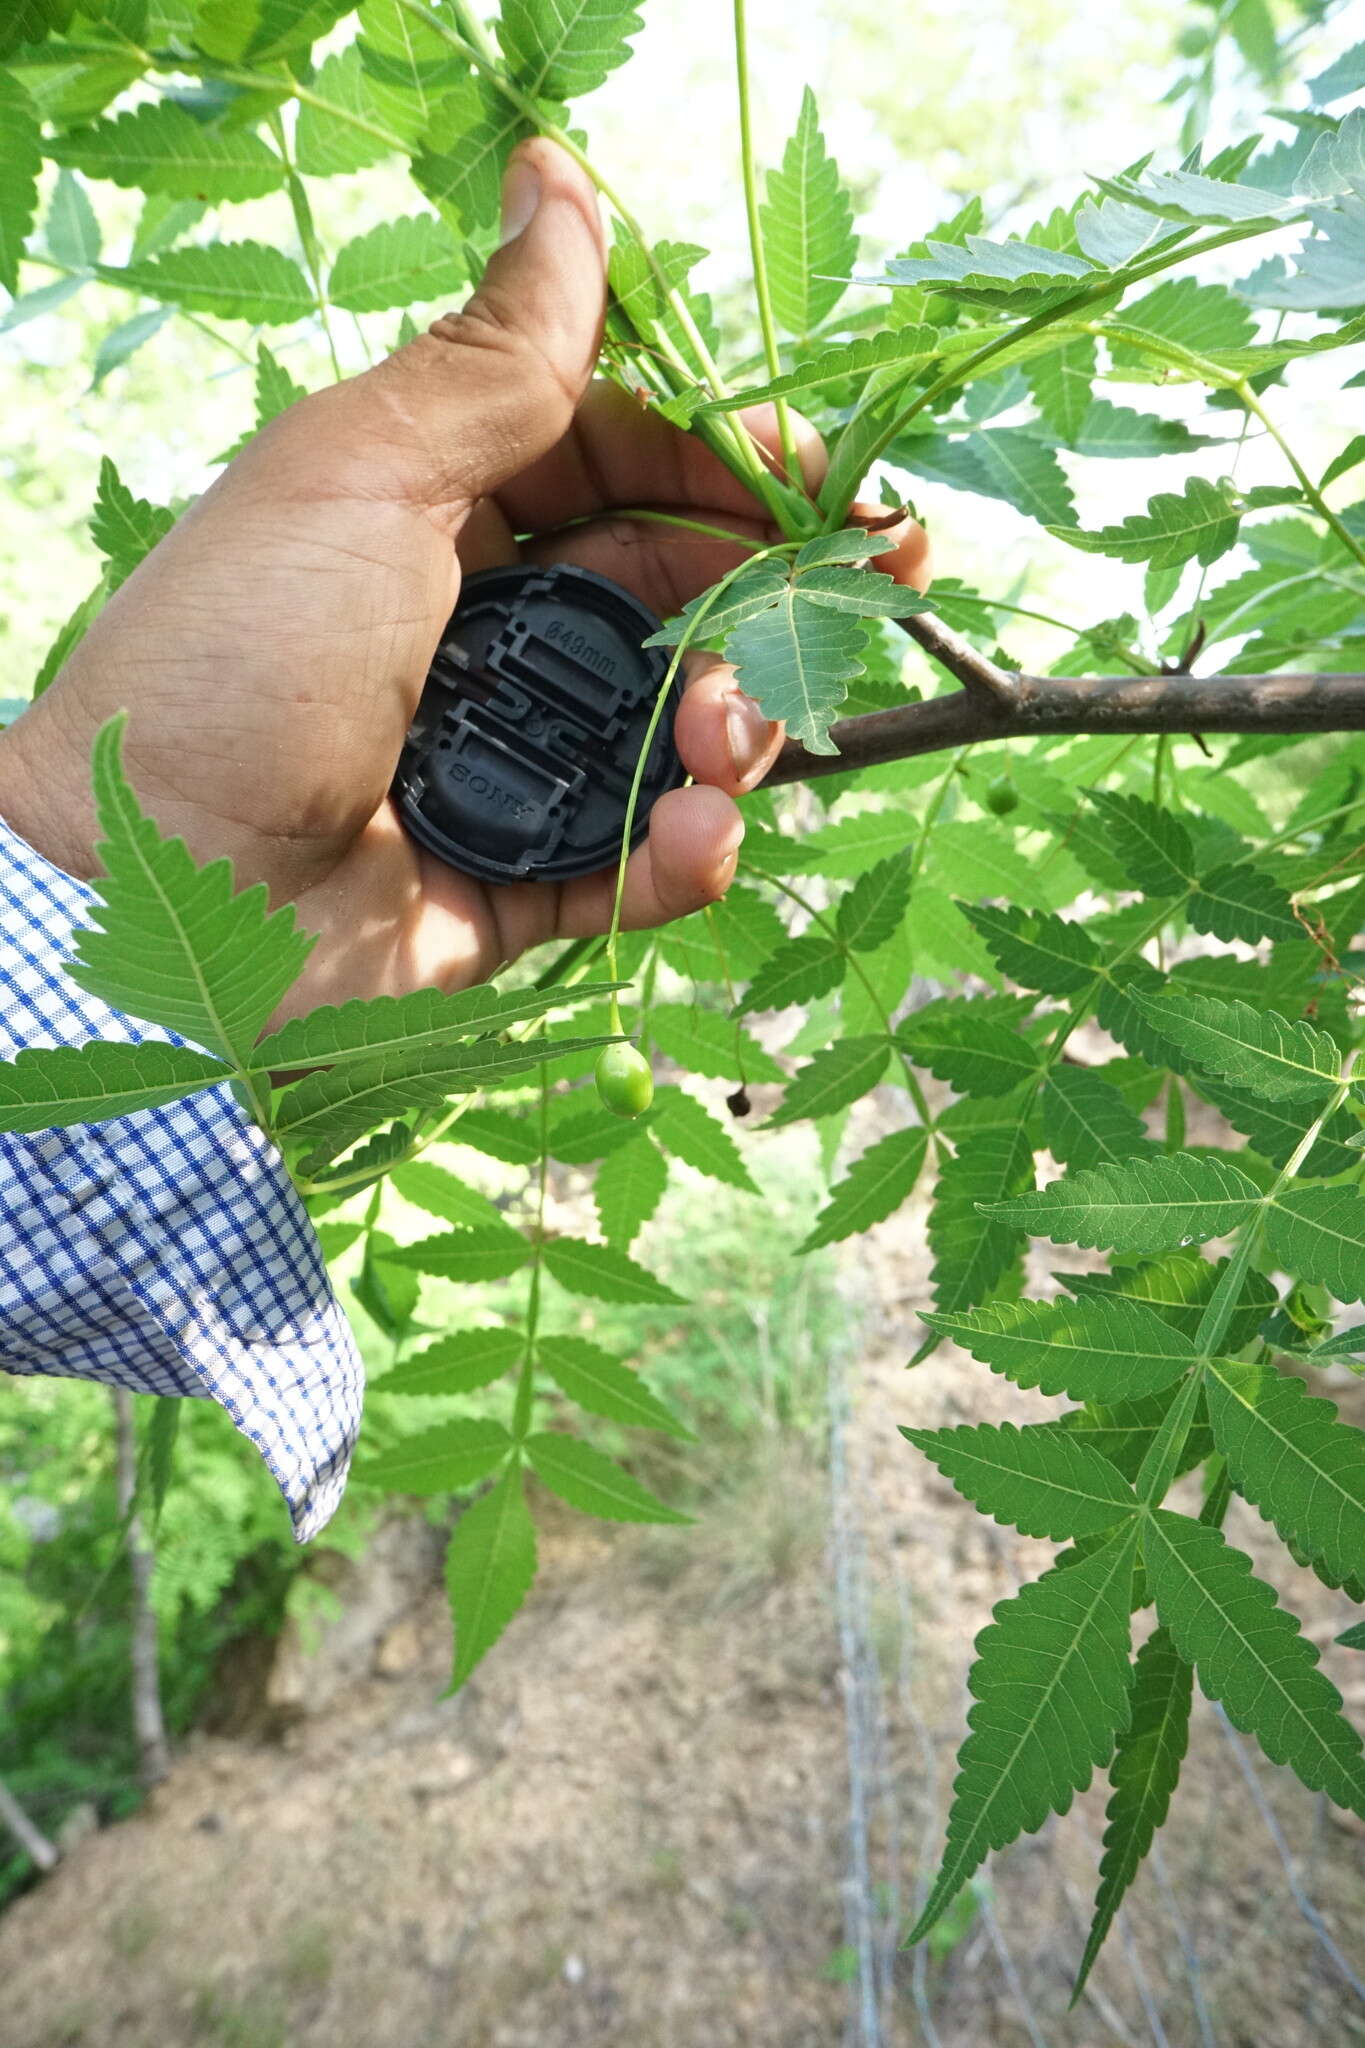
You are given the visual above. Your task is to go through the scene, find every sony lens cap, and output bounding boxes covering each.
[393,563,685,886]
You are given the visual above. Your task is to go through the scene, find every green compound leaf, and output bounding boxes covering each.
[760,85,858,339]
[900,1011,1043,1100]
[1,74,49,294]
[963,903,1100,997]
[0,2,74,63]
[894,424,1078,531]
[930,1123,1036,1314]
[524,1431,692,1523]
[1025,334,1097,440]
[70,715,313,1066]
[1265,1186,1365,1306]
[328,212,467,312]
[736,931,844,1016]
[1086,790,1193,896]
[1061,1393,1214,1487]
[873,231,1099,308]
[93,307,171,389]
[646,559,790,649]
[251,341,307,424]
[908,1521,1139,1942]
[48,100,285,203]
[1188,862,1301,947]
[98,241,315,324]
[1042,1066,1150,1172]
[358,1417,513,1495]
[697,325,942,417]
[547,1099,649,1165]
[257,979,619,1071]
[0,1041,230,1133]
[388,1229,533,1285]
[1073,1626,1193,2000]
[276,1036,613,1170]
[1096,163,1296,230]
[45,166,100,270]
[194,0,357,63]
[922,1294,1196,1402]
[1205,1358,1365,1588]
[446,1464,537,1691]
[799,1124,928,1252]
[497,0,643,100]
[768,1036,890,1127]
[649,1085,758,1194]
[903,1420,1138,1540]
[836,855,913,955]
[727,593,870,757]
[390,1161,522,1239]
[646,1004,784,1085]
[355,1237,429,1332]
[295,44,425,178]
[712,551,924,754]
[1051,476,1242,570]
[379,1327,526,1398]
[1063,1250,1277,1352]
[986,1153,1262,1255]
[1055,398,1220,460]
[536,1333,693,1440]
[89,456,175,591]
[541,1237,685,1305]
[1134,991,1343,1103]
[592,1131,668,1247]
[1145,1511,1365,1817]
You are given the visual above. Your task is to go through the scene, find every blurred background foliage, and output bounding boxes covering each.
[1,0,1361,1909]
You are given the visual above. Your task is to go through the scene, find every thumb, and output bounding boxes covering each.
[355,138,607,523]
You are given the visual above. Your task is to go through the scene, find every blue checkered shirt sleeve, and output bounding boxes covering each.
[0,815,363,1540]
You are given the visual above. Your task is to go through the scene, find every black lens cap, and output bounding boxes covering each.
[392,563,684,886]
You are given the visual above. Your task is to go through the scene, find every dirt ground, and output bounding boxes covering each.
[3,1109,1365,2048]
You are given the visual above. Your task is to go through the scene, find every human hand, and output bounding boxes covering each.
[0,139,929,1022]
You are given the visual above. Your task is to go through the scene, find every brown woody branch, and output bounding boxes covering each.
[761,666,1365,788]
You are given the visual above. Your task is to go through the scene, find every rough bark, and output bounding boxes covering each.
[763,665,1365,788]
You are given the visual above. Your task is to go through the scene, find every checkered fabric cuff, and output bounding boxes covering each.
[0,814,363,1540]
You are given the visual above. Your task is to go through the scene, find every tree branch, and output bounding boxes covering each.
[111,1390,171,1792]
[0,1778,58,1874]
[899,611,1017,704]
[761,669,1365,787]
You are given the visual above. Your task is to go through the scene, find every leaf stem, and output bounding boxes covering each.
[390,0,804,528]
[543,507,767,548]
[605,545,792,1027]
[731,0,802,485]
[292,943,609,1197]
[266,110,342,381]
[1236,378,1365,571]
[822,217,1292,528]
[511,1068,550,1443]
[749,866,939,1147]
[1138,1060,1358,1505]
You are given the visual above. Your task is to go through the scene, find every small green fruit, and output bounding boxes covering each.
[595,1042,655,1119]
[984,773,1019,817]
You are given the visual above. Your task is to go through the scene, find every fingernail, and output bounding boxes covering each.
[498,155,542,247]
[725,689,777,782]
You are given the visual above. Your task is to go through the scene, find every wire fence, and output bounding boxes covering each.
[823,1293,1365,2047]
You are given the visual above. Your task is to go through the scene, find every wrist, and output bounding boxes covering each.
[0,699,98,883]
